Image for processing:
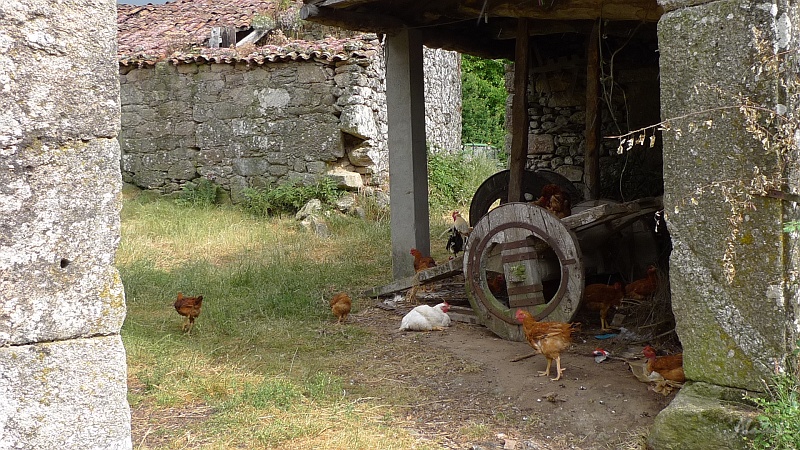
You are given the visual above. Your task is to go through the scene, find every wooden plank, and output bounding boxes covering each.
[584,19,601,200]
[363,255,464,297]
[507,18,530,203]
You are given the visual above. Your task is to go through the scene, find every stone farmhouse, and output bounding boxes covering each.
[117,0,461,201]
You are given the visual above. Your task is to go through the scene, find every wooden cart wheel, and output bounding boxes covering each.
[463,202,584,342]
[468,169,584,226]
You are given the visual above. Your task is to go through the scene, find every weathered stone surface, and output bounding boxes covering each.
[0,0,120,144]
[327,167,364,190]
[0,336,131,449]
[528,133,554,155]
[296,198,323,220]
[0,138,125,345]
[646,382,759,450]
[659,0,795,392]
[340,104,378,140]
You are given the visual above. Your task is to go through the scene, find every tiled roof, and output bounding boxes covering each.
[117,0,380,66]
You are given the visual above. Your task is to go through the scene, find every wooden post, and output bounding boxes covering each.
[584,20,602,200]
[386,28,430,280]
[508,18,530,203]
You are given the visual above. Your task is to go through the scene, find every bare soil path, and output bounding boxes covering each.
[360,291,676,450]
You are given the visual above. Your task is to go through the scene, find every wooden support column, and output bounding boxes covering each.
[386,28,430,280]
[508,18,530,203]
[584,20,601,200]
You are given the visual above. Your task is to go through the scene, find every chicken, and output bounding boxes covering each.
[445,226,464,257]
[533,184,571,219]
[582,282,624,331]
[452,210,472,237]
[643,345,685,383]
[487,271,508,299]
[410,248,436,272]
[174,292,203,333]
[515,309,579,381]
[399,302,452,331]
[330,292,352,324]
[626,265,659,301]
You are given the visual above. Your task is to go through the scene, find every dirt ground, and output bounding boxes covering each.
[359,282,678,450]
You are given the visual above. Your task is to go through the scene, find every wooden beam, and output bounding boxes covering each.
[584,19,601,200]
[507,18,530,203]
[300,4,405,34]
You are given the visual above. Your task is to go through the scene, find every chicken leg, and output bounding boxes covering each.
[538,356,565,381]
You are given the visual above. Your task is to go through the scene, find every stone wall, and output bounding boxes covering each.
[508,37,663,201]
[119,40,461,201]
[0,0,131,448]
[424,47,462,152]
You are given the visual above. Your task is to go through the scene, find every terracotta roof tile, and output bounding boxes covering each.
[118,0,379,66]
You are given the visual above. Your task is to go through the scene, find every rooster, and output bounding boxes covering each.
[330,292,352,324]
[446,211,472,257]
[583,282,624,331]
[410,248,436,272]
[626,266,659,301]
[533,184,571,219]
[399,302,451,331]
[174,292,203,334]
[515,309,580,381]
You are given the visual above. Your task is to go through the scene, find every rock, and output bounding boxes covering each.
[335,194,357,213]
[296,199,323,220]
[326,167,363,190]
[300,215,331,238]
[340,104,378,140]
[647,382,759,450]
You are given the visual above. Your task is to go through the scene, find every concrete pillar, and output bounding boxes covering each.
[652,0,799,447]
[0,0,131,448]
[387,28,431,280]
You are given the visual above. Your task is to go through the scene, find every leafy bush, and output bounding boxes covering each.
[461,54,509,158]
[239,177,342,217]
[427,149,503,215]
[176,178,221,208]
[748,343,800,450]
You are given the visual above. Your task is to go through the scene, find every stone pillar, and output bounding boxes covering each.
[386,28,431,279]
[652,0,799,448]
[0,0,131,448]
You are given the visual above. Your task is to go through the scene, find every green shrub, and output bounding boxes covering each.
[239,177,343,217]
[176,178,221,208]
[748,343,800,450]
[461,54,508,159]
[427,149,503,215]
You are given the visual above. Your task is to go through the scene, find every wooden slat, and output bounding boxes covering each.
[362,255,463,297]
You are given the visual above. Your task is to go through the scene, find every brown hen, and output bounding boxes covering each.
[330,292,352,324]
[583,282,624,331]
[410,248,436,272]
[174,292,203,334]
[626,266,659,301]
[515,309,579,381]
[643,345,685,383]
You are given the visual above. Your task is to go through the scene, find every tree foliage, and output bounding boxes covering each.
[461,54,508,152]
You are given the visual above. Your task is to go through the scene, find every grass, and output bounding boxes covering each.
[118,154,502,449]
[119,190,475,449]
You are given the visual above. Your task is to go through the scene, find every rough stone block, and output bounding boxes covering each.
[0,336,131,449]
[0,138,125,345]
[340,104,378,139]
[647,382,758,450]
[327,167,363,189]
[528,133,554,155]
[0,0,119,143]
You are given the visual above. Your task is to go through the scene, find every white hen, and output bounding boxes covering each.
[399,302,451,331]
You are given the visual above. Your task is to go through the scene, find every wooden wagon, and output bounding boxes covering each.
[368,169,663,342]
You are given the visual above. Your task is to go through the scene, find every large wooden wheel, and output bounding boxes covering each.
[464,202,584,342]
[468,169,584,226]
